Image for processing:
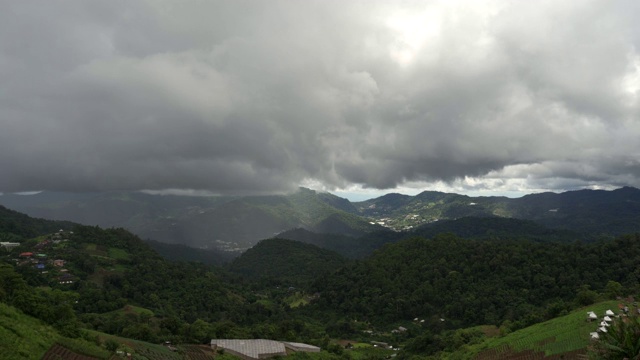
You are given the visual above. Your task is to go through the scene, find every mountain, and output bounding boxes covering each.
[228,238,348,283]
[413,216,581,242]
[0,188,379,252]
[355,187,640,236]
[355,191,509,230]
[2,186,640,254]
[508,186,640,235]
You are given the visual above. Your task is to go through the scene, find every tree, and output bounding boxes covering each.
[105,339,119,352]
[604,281,623,299]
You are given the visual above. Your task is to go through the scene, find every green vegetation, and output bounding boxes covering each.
[0,205,74,242]
[311,234,640,330]
[5,201,640,359]
[90,330,184,360]
[228,238,348,284]
[464,301,620,359]
[107,247,130,261]
[0,302,109,360]
[0,301,60,359]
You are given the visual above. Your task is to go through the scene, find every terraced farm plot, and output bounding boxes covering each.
[41,343,106,360]
[180,344,216,360]
[90,331,183,360]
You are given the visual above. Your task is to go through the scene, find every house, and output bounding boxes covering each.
[605,309,615,316]
[53,259,65,267]
[587,311,597,321]
[210,339,319,360]
[19,252,33,258]
[371,341,389,348]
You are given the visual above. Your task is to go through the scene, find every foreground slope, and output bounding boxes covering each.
[467,300,621,359]
[0,302,110,360]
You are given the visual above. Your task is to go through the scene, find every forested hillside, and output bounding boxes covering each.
[310,234,640,330]
[228,238,347,284]
[2,207,640,359]
[0,205,75,241]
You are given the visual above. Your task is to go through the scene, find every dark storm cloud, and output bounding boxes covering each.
[1,0,639,194]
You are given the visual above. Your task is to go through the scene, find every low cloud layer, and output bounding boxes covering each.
[1,1,639,195]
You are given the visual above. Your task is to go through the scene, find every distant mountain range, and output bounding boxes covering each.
[2,186,640,254]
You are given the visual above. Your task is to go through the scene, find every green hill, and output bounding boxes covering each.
[356,187,640,236]
[228,238,348,284]
[276,227,403,259]
[310,234,640,328]
[0,205,75,242]
[0,302,110,360]
[453,300,621,359]
[413,216,581,242]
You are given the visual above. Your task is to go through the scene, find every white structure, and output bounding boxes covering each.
[0,242,20,250]
[590,332,600,339]
[282,342,321,353]
[211,339,319,360]
[603,316,612,322]
[599,326,608,333]
[605,309,615,316]
[587,311,597,320]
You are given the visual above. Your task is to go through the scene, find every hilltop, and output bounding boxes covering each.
[228,238,347,284]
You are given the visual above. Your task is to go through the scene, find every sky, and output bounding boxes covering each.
[1,1,640,201]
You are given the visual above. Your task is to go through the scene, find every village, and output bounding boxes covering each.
[2,229,77,286]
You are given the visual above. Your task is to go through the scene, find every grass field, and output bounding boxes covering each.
[0,302,59,359]
[90,330,183,360]
[460,300,621,359]
[0,302,110,360]
[107,247,131,261]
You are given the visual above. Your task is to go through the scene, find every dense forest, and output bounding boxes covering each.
[310,234,640,329]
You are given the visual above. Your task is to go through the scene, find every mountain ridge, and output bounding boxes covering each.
[2,186,639,253]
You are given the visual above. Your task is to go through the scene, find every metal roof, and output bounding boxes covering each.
[211,339,286,360]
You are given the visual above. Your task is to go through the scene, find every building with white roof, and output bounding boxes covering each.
[211,339,320,360]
